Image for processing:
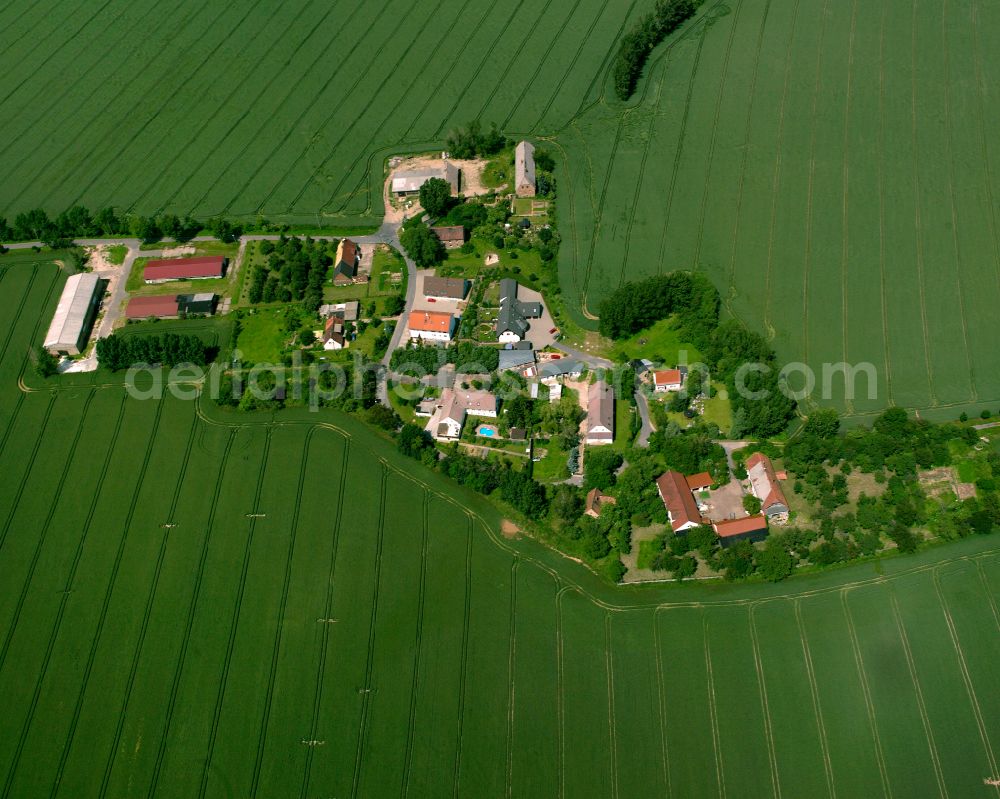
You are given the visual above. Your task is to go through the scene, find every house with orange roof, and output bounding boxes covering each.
[653,368,686,392]
[712,515,769,546]
[407,310,455,343]
[655,471,703,532]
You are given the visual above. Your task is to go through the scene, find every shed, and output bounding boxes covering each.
[44,273,102,355]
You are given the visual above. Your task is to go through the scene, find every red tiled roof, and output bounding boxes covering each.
[713,515,768,538]
[656,470,702,532]
[654,369,683,385]
[686,471,712,490]
[337,239,359,266]
[431,225,465,242]
[143,256,225,281]
[746,452,789,513]
[408,311,453,333]
[125,295,179,318]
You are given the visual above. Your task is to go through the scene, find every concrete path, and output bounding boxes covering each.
[552,341,614,369]
[635,389,656,447]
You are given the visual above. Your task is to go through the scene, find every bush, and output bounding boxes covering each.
[612,0,700,100]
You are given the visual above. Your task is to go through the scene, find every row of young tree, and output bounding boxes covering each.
[247,237,332,310]
[389,341,501,374]
[612,0,701,99]
[96,332,210,371]
[0,206,246,247]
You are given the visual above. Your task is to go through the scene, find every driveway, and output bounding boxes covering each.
[635,390,656,446]
[552,341,613,369]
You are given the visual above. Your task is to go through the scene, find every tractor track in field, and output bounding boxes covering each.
[793,601,837,799]
[799,0,831,367]
[761,0,801,332]
[701,612,726,799]
[4,0,230,213]
[887,590,949,799]
[655,26,706,276]
[689,0,744,273]
[838,0,859,416]
[197,0,380,217]
[0,393,57,556]
[293,433,350,798]
[974,558,1000,634]
[0,0,116,111]
[145,426,236,798]
[97,409,200,799]
[316,0,479,217]
[503,558,519,799]
[47,399,164,799]
[0,389,96,676]
[0,0,173,158]
[555,589,567,799]
[747,605,782,799]
[398,491,430,799]
[907,0,938,406]
[347,465,389,799]
[125,0,320,216]
[247,427,318,798]
[931,569,1000,781]
[0,0,66,45]
[970,0,1000,291]
[938,0,978,404]
[450,515,474,799]
[874,0,895,407]
[652,610,672,797]
[724,0,773,298]
[270,0,438,216]
[604,613,620,799]
[196,426,273,799]
[839,591,893,799]
[0,390,127,799]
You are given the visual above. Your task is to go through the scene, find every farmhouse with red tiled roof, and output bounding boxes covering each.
[746,453,789,516]
[656,471,703,532]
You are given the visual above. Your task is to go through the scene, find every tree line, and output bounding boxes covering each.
[96,332,211,371]
[389,341,501,374]
[444,120,506,159]
[612,0,701,100]
[0,205,250,247]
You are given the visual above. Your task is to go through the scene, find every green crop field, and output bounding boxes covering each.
[555,0,1000,421]
[6,255,1000,797]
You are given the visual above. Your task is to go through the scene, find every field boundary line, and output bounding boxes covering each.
[702,612,726,799]
[47,399,165,799]
[97,408,200,799]
[762,0,801,331]
[838,0,859,415]
[690,0,744,271]
[0,389,95,673]
[347,465,389,799]
[793,600,837,799]
[887,590,949,799]
[146,427,238,798]
[747,604,781,799]
[931,568,1000,781]
[604,613,620,799]
[5,0,235,213]
[907,0,938,405]
[398,491,430,799]
[196,426,273,799]
[724,0,774,298]
[504,558,519,799]
[450,515,474,799]
[131,0,330,215]
[276,0,453,216]
[0,393,57,556]
[652,609,672,797]
[839,589,893,799]
[247,427,322,797]
[938,0,978,403]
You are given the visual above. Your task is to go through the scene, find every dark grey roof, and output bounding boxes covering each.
[538,359,582,378]
[498,349,535,370]
[496,279,541,336]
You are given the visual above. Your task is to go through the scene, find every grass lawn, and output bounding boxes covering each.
[481,151,512,189]
[612,400,635,450]
[235,308,290,363]
[608,318,701,365]
[531,439,569,483]
[106,244,127,265]
[637,536,665,570]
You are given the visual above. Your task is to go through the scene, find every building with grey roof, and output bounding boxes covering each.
[498,348,535,372]
[515,141,536,197]
[497,279,543,343]
[536,359,583,381]
[43,272,102,356]
[392,161,460,195]
[423,276,469,301]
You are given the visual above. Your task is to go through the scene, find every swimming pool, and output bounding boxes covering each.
[477,425,498,437]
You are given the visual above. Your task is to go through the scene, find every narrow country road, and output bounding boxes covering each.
[635,389,655,447]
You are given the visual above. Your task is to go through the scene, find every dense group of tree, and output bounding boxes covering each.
[400,219,447,268]
[612,0,701,100]
[418,178,454,219]
[600,272,794,436]
[248,237,331,311]
[0,206,246,246]
[97,332,210,371]
[389,341,501,374]
[444,120,506,159]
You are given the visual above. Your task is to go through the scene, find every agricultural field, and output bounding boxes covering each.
[0,0,642,225]
[556,0,1000,422]
[6,233,1000,799]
